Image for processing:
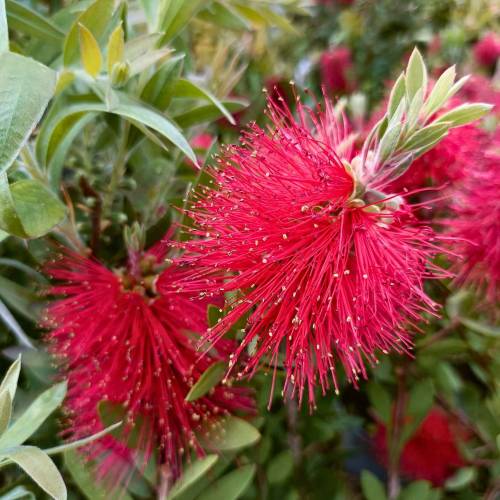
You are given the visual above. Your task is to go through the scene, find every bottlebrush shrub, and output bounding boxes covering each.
[174,50,492,407]
[44,243,254,482]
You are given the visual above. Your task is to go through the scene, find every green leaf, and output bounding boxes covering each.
[173,79,235,125]
[158,0,205,43]
[0,174,24,237]
[0,382,66,449]
[186,362,226,402]
[444,467,476,491]
[128,48,172,77]
[78,23,102,77]
[399,481,431,500]
[168,455,218,500]
[401,379,434,445]
[207,304,222,329]
[43,421,122,456]
[6,1,64,44]
[435,103,492,127]
[0,179,66,238]
[0,391,12,436]
[0,51,56,174]
[423,65,456,118]
[387,72,406,118]
[124,32,162,61]
[200,417,261,452]
[459,318,500,338]
[64,450,133,500]
[106,23,124,74]
[360,470,387,500]
[367,383,392,423]
[141,54,184,110]
[198,2,250,31]
[0,0,7,53]
[405,48,427,101]
[174,100,247,128]
[402,122,450,151]
[378,123,401,163]
[0,275,40,321]
[0,355,21,402]
[267,451,293,485]
[198,464,256,500]
[63,0,114,67]
[0,446,67,500]
[0,485,36,499]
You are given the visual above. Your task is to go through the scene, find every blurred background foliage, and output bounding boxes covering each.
[0,0,498,499]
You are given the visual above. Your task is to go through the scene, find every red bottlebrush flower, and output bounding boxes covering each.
[320,46,354,95]
[174,97,447,406]
[473,32,500,68]
[447,129,500,304]
[45,247,254,481]
[374,409,467,486]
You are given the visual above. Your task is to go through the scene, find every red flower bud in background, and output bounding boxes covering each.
[374,408,468,486]
[473,32,500,68]
[320,46,355,95]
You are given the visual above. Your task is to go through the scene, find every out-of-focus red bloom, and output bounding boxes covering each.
[461,75,500,116]
[187,133,214,169]
[45,246,253,481]
[320,46,354,95]
[473,32,500,68]
[174,96,447,407]
[374,408,467,486]
[448,129,500,304]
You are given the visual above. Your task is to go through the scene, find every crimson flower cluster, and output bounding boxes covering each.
[45,246,253,480]
[174,97,448,407]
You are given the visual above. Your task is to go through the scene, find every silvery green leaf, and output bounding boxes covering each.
[445,75,470,102]
[388,72,406,118]
[378,123,402,163]
[406,87,424,131]
[405,48,427,101]
[0,355,21,401]
[0,0,8,52]
[402,122,450,151]
[435,103,492,127]
[0,382,66,449]
[0,446,67,500]
[423,65,456,118]
[0,485,36,499]
[0,391,12,436]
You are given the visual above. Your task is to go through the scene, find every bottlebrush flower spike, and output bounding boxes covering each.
[447,129,500,304]
[44,245,254,482]
[174,49,491,407]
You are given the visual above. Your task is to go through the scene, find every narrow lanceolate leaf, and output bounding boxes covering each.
[435,103,493,128]
[405,47,427,101]
[78,23,102,77]
[198,464,256,500]
[0,355,21,401]
[168,455,218,500]
[5,0,64,44]
[0,0,8,52]
[106,23,124,74]
[378,123,401,163]
[173,79,236,124]
[0,382,66,449]
[360,470,387,500]
[0,51,56,174]
[402,122,451,151]
[200,416,261,452]
[63,0,114,67]
[388,72,406,118]
[158,0,206,43]
[1,446,67,500]
[0,391,12,436]
[185,362,226,402]
[423,65,456,118]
